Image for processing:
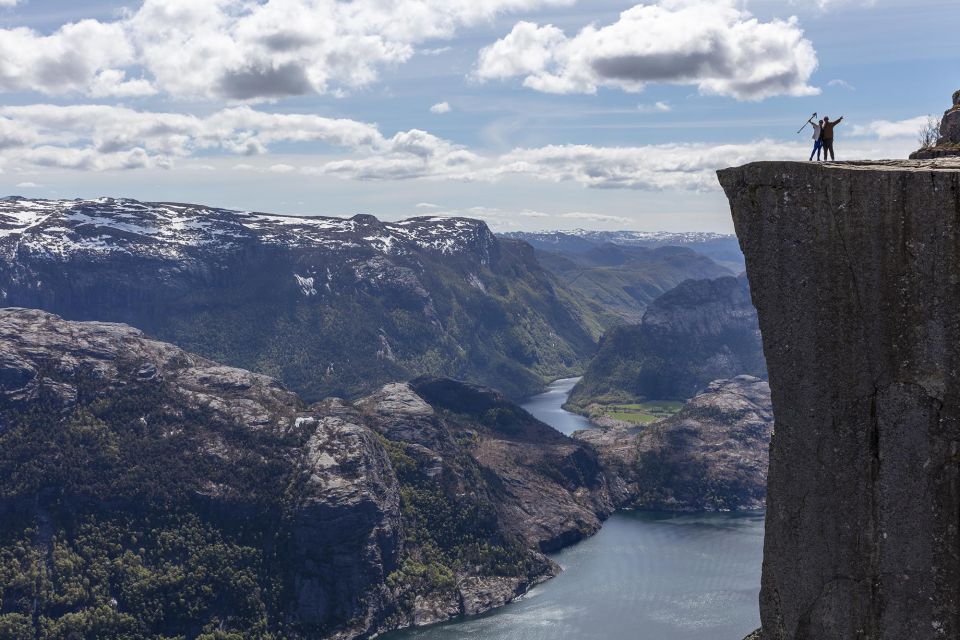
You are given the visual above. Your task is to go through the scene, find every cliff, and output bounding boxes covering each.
[0,309,612,639]
[718,159,960,639]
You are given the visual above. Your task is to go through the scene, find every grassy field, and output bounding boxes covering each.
[595,401,684,425]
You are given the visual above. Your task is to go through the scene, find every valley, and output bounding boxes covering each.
[383,378,764,640]
[0,198,773,639]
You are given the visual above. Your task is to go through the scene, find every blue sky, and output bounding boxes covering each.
[0,0,956,232]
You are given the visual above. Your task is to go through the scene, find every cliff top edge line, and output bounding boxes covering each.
[719,157,960,176]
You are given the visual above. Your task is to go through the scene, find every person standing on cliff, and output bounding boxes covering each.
[821,115,844,160]
[808,117,824,161]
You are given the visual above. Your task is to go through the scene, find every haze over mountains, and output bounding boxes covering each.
[502,230,745,273]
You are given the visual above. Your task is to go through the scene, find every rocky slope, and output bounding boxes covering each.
[532,243,732,328]
[0,308,612,639]
[910,89,960,159]
[719,159,960,640]
[575,376,772,511]
[566,275,766,411]
[0,197,596,401]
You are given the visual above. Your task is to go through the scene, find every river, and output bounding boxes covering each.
[384,378,764,640]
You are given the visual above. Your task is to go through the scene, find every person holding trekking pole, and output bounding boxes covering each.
[820,115,844,161]
[808,116,824,161]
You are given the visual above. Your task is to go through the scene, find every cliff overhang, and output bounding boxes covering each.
[719,159,960,639]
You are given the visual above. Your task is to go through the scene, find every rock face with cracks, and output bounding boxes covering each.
[719,159,960,640]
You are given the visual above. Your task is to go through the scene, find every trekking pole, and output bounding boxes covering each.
[797,112,817,134]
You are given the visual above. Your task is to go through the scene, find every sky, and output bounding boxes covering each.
[0,0,956,232]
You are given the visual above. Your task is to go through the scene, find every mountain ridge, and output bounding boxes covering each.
[0,197,596,402]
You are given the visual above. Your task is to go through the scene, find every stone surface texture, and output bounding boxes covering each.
[718,159,960,640]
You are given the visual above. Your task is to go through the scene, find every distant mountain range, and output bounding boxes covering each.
[533,243,733,327]
[0,197,597,400]
[501,229,745,273]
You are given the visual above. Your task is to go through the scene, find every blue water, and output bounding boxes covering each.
[520,377,593,435]
[383,379,764,640]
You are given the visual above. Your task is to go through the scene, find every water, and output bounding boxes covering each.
[383,379,764,640]
[519,377,593,435]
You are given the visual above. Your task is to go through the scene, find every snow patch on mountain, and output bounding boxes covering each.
[0,197,494,261]
[294,274,317,297]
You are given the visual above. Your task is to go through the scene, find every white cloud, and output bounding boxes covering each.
[416,202,442,208]
[0,0,22,7]
[477,0,820,101]
[808,0,877,9]
[430,101,452,114]
[851,116,928,139]
[637,101,671,113]
[398,205,629,230]
[560,212,631,223]
[0,0,575,100]
[0,20,135,96]
[15,181,39,188]
[0,103,920,189]
[828,78,855,91]
[88,69,157,98]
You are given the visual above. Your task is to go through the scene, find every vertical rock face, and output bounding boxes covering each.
[719,160,960,640]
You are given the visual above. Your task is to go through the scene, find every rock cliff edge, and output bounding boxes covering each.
[719,159,960,639]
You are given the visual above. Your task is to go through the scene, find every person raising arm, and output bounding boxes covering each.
[809,117,824,161]
[821,115,844,161]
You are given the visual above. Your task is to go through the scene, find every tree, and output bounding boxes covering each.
[918,115,942,149]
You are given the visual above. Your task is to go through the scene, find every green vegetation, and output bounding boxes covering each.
[0,378,298,639]
[601,401,684,425]
[381,438,538,610]
[0,513,277,640]
[0,351,559,639]
[573,400,683,426]
[35,236,597,404]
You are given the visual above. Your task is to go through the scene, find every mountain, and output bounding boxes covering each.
[0,197,596,401]
[533,243,733,327]
[720,159,960,639]
[566,275,766,411]
[502,230,745,272]
[575,376,772,511]
[0,308,613,639]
